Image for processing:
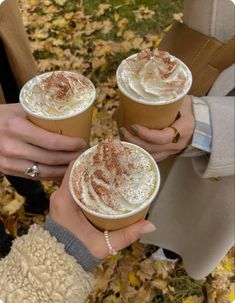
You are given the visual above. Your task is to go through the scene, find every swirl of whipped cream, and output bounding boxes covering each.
[20,71,96,119]
[71,138,157,215]
[117,49,192,104]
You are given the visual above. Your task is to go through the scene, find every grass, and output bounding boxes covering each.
[84,0,183,36]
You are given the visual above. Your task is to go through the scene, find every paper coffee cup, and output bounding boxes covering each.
[115,50,192,130]
[19,71,96,144]
[69,141,160,231]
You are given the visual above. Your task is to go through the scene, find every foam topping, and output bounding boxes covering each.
[117,49,191,103]
[20,71,95,118]
[71,138,157,215]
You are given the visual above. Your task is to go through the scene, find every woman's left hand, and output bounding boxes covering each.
[49,163,156,259]
[120,95,195,162]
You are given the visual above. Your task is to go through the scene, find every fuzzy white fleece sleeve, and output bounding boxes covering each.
[0,225,95,303]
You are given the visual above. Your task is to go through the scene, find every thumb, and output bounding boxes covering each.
[109,220,156,251]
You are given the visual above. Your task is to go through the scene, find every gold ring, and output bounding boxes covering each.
[169,126,181,143]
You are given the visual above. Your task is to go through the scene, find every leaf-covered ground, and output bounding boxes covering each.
[0,1,234,302]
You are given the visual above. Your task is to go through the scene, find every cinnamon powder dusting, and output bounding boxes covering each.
[73,138,138,212]
[42,72,74,99]
[90,138,127,206]
[41,72,89,99]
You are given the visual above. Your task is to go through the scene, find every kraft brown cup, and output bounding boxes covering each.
[19,72,96,144]
[69,142,160,231]
[115,54,192,131]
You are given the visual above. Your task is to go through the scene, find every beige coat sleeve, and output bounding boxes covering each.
[0,0,37,90]
[0,225,95,303]
[193,96,235,178]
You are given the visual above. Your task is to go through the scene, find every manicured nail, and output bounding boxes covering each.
[140,222,156,234]
[130,125,138,134]
[119,127,125,136]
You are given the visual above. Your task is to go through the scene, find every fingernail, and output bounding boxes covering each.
[119,127,125,136]
[139,222,156,234]
[130,125,138,134]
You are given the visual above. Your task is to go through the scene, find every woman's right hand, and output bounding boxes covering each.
[0,103,87,180]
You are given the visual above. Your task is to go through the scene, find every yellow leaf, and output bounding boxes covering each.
[44,5,59,14]
[96,3,111,17]
[151,278,167,290]
[101,19,113,34]
[114,13,120,22]
[222,256,235,272]
[133,5,155,22]
[173,13,183,23]
[131,37,144,49]
[52,17,67,27]
[54,0,67,6]
[73,36,84,48]
[163,24,172,33]
[106,254,120,265]
[229,287,235,301]
[182,298,199,303]
[92,56,107,71]
[94,44,111,57]
[64,12,74,20]
[2,199,24,216]
[128,272,141,286]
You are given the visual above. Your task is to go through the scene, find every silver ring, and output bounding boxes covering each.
[104,230,117,256]
[24,163,40,178]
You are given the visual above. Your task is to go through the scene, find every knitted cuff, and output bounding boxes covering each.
[45,216,103,271]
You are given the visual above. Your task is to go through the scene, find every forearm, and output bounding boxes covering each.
[0,225,95,303]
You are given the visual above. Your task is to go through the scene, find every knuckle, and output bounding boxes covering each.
[1,140,13,156]
[47,136,60,150]
[122,229,134,246]
[43,166,66,180]
[7,116,22,133]
[0,157,10,171]
[45,153,59,165]
[158,137,167,145]
[177,141,186,151]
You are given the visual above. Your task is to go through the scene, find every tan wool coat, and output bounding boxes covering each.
[141,0,235,279]
[0,0,37,104]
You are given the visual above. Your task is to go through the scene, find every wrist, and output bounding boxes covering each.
[45,216,103,271]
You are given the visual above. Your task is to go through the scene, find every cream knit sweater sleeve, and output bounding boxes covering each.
[0,225,95,303]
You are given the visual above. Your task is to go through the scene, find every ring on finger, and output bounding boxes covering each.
[169,126,181,143]
[24,163,40,178]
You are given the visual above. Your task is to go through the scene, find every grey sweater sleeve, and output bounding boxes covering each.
[44,216,103,271]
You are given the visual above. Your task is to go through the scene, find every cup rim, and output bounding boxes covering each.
[19,71,96,120]
[69,141,161,219]
[116,52,192,106]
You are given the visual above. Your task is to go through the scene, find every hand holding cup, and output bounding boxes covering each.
[120,95,195,162]
[0,103,87,180]
[50,162,156,259]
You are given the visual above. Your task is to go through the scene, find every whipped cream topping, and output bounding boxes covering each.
[117,49,191,104]
[20,71,95,119]
[71,138,157,215]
